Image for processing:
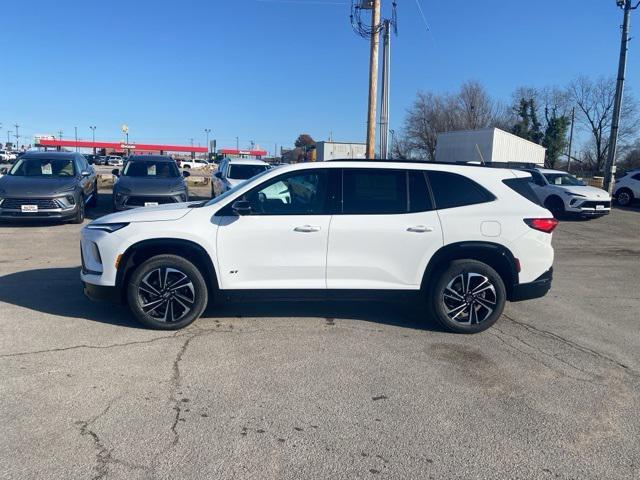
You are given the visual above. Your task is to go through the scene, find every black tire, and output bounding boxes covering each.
[544,196,565,219]
[70,195,85,224]
[87,183,98,207]
[616,188,634,207]
[428,259,506,334]
[127,254,208,330]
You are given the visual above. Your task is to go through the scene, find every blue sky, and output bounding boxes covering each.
[1,0,637,154]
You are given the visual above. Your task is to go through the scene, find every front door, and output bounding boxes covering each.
[216,169,332,289]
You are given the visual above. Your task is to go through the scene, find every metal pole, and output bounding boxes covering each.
[236,137,239,150]
[14,124,19,151]
[74,127,78,152]
[604,0,638,193]
[7,131,12,148]
[365,0,381,159]
[379,19,391,159]
[567,107,575,173]
[90,126,96,154]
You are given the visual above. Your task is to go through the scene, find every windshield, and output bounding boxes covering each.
[228,164,269,180]
[205,168,273,206]
[8,158,76,177]
[543,173,585,186]
[123,161,180,178]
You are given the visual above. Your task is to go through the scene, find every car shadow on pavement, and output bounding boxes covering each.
[0,266,442,332]
[0,266,141,328]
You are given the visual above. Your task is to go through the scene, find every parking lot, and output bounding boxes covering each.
[0,188,639,479]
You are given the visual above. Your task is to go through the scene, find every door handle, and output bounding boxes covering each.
[407,225,435,233]
[294,225,321,233]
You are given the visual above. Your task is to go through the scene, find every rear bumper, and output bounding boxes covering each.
[510,268,553,302]
[83,282,122,303]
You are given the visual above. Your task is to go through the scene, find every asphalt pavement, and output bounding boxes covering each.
[0,189,638,480]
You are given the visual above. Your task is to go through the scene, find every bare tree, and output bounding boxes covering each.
[567,76,639,172]
[401,81,505,161]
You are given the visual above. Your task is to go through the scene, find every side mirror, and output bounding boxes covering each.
[182,170,191,178]
[81,170,91,177]
[111,169,120,177]
[231,200,252,216]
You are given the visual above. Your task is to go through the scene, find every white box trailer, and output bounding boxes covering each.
[435,127,545,166]
[316,141,366,162]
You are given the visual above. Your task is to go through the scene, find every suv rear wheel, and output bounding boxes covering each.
[127,254,208,330]
[428,259,506,334]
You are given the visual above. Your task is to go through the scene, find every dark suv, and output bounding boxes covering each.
[112,155,189,211]
[0,152,97,223]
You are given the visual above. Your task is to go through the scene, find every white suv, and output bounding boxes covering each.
[524,168,611,218]
[211,158,270,197]
[81,161,556,333]
[613,169,640,207]
[180,159,210,170]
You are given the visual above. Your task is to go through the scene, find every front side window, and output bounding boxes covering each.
[427,171,495,210]
[543,173,585,186]
[228,164,269,180]
[123,161,180,178]
[343,169,407,214]
[243,170,329,215]
[8,158,76,177]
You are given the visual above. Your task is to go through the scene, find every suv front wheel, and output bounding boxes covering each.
[127,254,208,329]
[429,259,506,334]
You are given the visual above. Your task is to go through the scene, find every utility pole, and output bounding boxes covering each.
[566,107,575,173]
[365,0,381,158]
[236,136,239,150]
[7,131,12,149]
[89,126,96,154]
[204,128,211,159]
[74,126,78,152]
[14,124,20,151]
[604,0,639,193]
[379,19,391,159]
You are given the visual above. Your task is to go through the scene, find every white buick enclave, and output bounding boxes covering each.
[81,160,556,333]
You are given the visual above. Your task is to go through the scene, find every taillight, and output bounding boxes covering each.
[524,218,558,233]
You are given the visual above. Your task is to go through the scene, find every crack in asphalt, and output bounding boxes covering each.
[489,328,605,387]
[0,335,182,359]
[501,314,637,377]
[75,397,150,480]
[169,334,195,446]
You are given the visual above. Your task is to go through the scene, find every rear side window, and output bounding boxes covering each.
[343,169,406,214]
[503,177,541,205]
[632,173,640,181]
[427,171,495,210]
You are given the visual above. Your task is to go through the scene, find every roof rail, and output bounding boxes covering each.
[323,158,540,169]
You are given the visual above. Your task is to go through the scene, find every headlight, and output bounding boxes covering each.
[564,191,585,197]
[86,222,129,233]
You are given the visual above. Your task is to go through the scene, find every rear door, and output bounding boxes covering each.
[326,168,443,290]
[216,168,333,289]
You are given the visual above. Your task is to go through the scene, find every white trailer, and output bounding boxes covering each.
[316,141,366,162]
[435,127,545,166]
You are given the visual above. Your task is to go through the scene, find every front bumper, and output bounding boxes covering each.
[0,205,78,221]
[510,268,553,302]
[565,198,611,216]
[83,282,122,303]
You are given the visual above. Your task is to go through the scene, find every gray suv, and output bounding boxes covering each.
[0,152,97,223]
[112,155,189,211]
